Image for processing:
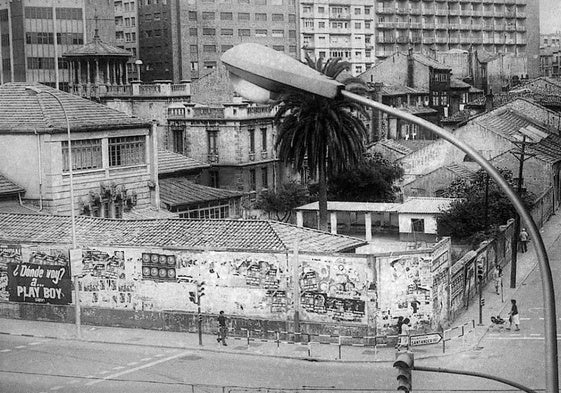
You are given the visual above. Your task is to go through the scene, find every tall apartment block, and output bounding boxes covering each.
[0,0,115,88]
[300,0,375,75]
[137,0,298,82]
[374,0,540,77]
[114,0,139,79]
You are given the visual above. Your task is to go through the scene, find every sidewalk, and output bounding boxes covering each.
[1,212,559,363]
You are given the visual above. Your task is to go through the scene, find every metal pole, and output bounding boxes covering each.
[340,90,558,393]
[478,275,483,326]
[484,174,490,230]
[48,91,81,339]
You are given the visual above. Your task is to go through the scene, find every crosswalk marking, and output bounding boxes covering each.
[0,349,11,353]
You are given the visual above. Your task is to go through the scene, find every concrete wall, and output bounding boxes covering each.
[403,167,467,198]
[398,213,438,235]
[0,238,452,334]
[361,53,430,90]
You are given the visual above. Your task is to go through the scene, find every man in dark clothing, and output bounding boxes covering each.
[217,311,227,346]
[519,228,529,253]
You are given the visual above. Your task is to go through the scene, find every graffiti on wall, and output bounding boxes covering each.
[297,256,373,323]
[377,254,434,331]
[79,249,138,309]
[0,245,23,301]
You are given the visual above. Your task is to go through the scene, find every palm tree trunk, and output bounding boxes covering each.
[318,161,328,232]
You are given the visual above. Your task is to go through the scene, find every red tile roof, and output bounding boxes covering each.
[0,173,24,196]
[0,214,367,253]
[159,178,242,207]
[158,149,209,174]
[63,35,132,57]
[0,83,151,134]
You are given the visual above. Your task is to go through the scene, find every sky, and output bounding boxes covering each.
[540,0,561,34]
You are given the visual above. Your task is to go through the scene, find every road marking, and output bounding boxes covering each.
[154,354,165,357]
[85,351,189,386]
[112,366,125,370]
[520,318,531,321]
[49,386,63,391]
[530,333,541,336]
[67,380,79,385]
[127,361,138,366]
[28,341,44,346]
[15,345,26,349]
[0,349,11,353]
[141,357,152,362]
[99,370,110,375]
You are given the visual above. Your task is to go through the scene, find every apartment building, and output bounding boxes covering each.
[0,0,115,88]
[137,0,298,82]
[375,0,540,77]
[299,0,375,75]
[114,0,139,80]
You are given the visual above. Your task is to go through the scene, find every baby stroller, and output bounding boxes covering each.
[490,315,506,331]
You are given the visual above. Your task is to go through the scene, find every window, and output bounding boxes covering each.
[189,11,197,20]
[189,28,198,36]
[62,139,102,172]
[261,167,268,189]
[258,129,266,153]
[131,17,136,26]
[289,30,296,38]
[204,61,217,69]
[27,57,55,69]
[208,130,218,156]
[220,12,233,20]
[303,6,312,13]
[255,13,267,21]
[173,129,184,154]
[203,45,216,52]
[249,129,255,153]
[221,44,233,52]
[318,6,324,13]
[273,45,284,51]
[190,45,198,53]
[202,12,215,20]
[255,29,267,37]
[238,29,250,37]
[238,12,250,21]
[355,22,361,29]
[249,169,256,191]
[255,0,266,4]
[221,28,233,36]
[272,13,284,22]
[272,29,284,37]
[411,219,425,233]
[24,7,52,19]
[288,14,296,22]
[203,28,216,35]
[108,136,146,167]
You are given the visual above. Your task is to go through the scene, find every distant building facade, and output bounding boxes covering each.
[137,0,298,82]
[0,0,115,89]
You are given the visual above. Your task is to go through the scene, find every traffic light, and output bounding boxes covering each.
[394,352,414,392]
[189,291,197,304]
[197,281,206,298]
[477,264,484,281]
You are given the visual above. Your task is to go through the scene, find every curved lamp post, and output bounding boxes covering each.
[221,43,558,393]
[25,86,81,339]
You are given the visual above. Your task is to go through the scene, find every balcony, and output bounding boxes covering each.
[377,36,395,43]
[330,12,351,19]
[396,8,409,15]
[472,37,483,44]
[435,37,448,44]
[448,23,460,30]
[483,37,494,44]
[71,81,191,100]
[459,24,471,30]
[377,22,396,29]
[435,9,448,16]
[410,22,422,29]
[396,36,409,44]
[516,25,526,32]
[423,37,435,44]
[449,37,460,44]
[410,8,422,15]
[516,12,526,18]
[471,23,482,30]
[422,23,435,29]
[377,7,395,14]
[422,7,436,14]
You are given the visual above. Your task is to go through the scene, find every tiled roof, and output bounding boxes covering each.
[0,202,46,215]
[63,35,131,57]
[411,53,451,71]
[380,85,428,96]
[450,78,472,89]
[0,173,24,196]
[159,178,243,207]
[474,108,544,138]
[397,197,455,214]
[526,134,561,163]
[158,150,209,175]
[445,163,477,179]
[0,83,150,134]
[0,214,367,253]
[441,109,472,124]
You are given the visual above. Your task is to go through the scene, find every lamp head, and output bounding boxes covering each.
[221,43,343,102]
[135,59,143,66]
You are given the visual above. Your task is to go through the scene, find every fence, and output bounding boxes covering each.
[530,186,555,229]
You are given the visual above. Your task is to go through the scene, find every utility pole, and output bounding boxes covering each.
[509,135,532,289]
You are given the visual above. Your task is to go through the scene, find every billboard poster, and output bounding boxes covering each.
[8,263,71,304]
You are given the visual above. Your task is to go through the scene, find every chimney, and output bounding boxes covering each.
[407,49,414,88]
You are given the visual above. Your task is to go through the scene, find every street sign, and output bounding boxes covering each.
[410,333,442,346]
[69,248,83,276]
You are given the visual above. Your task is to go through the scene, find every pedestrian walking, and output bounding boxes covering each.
[492,265,502,295]
[519,228,529,253]
[507,299,520,331]
[396,317,410,350]
[217,311,228,346]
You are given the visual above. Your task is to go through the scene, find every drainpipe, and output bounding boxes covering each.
[34,130,43,211]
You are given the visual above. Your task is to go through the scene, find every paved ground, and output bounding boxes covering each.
[1,212,559,364]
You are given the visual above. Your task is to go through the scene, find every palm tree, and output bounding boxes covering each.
[274,56,369,231]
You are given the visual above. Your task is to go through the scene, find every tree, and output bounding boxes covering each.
[437,168,534,244]
[255,182,309,222]
[327,151,404,202]
[274,56,368,231]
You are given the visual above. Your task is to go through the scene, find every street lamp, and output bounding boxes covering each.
[134,59,143,82]
[221,43,559,393]
[25,85,81,339]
